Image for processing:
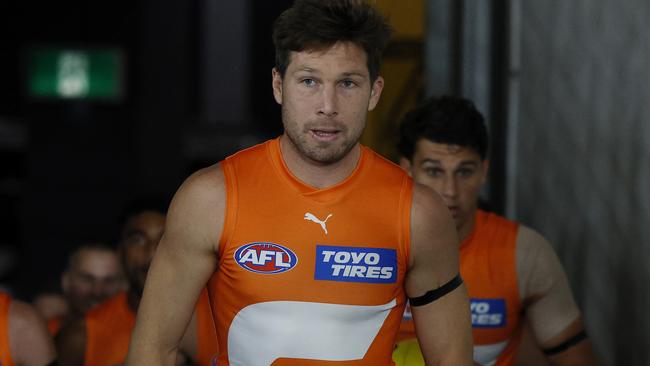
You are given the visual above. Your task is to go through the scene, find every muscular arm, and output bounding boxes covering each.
[516,226,598,366]
[9,299,57,366]
[406,184,473,365]
[126,165,225,366]
[178,310,199,362]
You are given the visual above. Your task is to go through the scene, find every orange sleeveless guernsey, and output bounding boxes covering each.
[85,289,218,366]
[84,292,134,366]
[196,289,219,365]
[209,138,413,365]
[47,316,62,335]
[0,293,14,366]
[397,210,522,365]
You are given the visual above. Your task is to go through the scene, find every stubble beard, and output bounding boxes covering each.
[283,113,364,165]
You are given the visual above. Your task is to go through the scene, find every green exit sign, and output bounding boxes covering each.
[27,48,124,100]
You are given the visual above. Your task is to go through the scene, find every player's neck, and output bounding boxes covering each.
[279,135,361,189]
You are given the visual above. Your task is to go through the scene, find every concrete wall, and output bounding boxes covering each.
[514,1,650,364]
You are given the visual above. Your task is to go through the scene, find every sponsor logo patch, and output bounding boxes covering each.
[234,242,298,274]
[314,245,397,283]
[470,298,506,328]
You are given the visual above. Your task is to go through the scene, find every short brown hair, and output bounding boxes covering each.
[272,0,392,83]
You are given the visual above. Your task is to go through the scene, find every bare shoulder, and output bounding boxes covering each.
[173,163,225,208]
[165,164,226,252]
[410,183,454,232]
[516,224,553,253]
[9,299,56,365]
[9,299,48,336]
[515,224,563,280]
[515,223,573,303]
[409,183,458,257]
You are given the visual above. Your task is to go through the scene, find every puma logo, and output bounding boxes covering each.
[304,213,333,235]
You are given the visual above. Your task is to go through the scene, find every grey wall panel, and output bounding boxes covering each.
[516,1,650,364]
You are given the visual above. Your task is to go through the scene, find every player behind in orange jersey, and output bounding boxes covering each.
[126,1,473,365]
[45,242,127,335]
[56,197,218,366]
[396,95,598,366]
[0,292,56,366]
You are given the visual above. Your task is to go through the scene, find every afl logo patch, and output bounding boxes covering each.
[234,242,298,274]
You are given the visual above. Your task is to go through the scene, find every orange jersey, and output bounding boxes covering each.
[398,210,522,366]
[84,292,134,366]
[196,289,219,365]
[209,138,412,365]
[85,290,218,366]
[47,316,62,336]
[0,293,13,366]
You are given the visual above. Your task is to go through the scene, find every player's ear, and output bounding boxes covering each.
[272,68,283,105]
[398,157,412,177]
[368,76,384,111]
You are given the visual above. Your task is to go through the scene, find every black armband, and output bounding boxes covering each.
[408,274,463,307]
[542,330,588,356]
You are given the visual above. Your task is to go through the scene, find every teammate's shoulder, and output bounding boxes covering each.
[8,298,52,344]
[9,298,43,328]
[515,223,558,262]
[516,224,551,248]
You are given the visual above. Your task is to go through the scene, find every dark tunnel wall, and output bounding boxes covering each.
[0,0,300,299]
[2,0,194,297]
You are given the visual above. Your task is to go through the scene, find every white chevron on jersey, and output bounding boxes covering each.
[227,299,397,365]
[473,340,509,366]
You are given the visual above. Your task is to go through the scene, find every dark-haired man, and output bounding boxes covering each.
[127,0,473,365]
[56,200,218,366]
[46,243,126,335]
[396,95,598,366]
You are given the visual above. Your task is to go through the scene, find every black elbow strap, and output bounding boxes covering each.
[408,274,463,307]
[542,330,588,356]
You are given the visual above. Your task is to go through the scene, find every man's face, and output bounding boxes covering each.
[272,41,384,164]
[120,211,165,295]
[62,248,125,315]
[400,139,488,238]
